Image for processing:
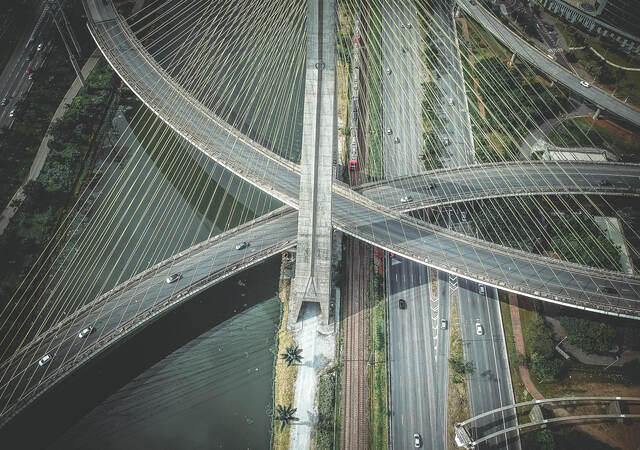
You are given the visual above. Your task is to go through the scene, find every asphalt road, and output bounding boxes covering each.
[0,208,298,424]
[430,0,475,167]
[457,277,519,449]
[388,257,451,449]
[84,0,640,317]
[381,0,423,177]
[360,161,640,211]
[0,23,49,129]
[458,0,640,127]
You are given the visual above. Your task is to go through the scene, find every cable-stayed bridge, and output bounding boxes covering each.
[1,0,640,436]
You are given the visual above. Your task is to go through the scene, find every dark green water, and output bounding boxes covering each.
[34,259,281,450]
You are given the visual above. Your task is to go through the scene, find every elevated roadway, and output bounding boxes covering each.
[83,0,640,319]
[457,0,640,128]
[0,207,298,428]
[360,161,640,211]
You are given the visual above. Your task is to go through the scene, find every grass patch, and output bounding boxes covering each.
[369,272,388,450]
[447,291,470,449]
[314,365,341,449]
[498,293,531,404]
[547,116,640,162]
[362,1,384,180]
[271,274,299,450]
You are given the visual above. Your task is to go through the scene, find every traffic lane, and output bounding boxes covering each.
[458,0,640,127]
[0,213,298,410]
[458,279,517,448]
[0,44,46,125]
[359,163,640,209]
[388,257,436,449]
[333,193,640,312]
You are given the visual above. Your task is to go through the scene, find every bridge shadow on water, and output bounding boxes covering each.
[1,257,282,449]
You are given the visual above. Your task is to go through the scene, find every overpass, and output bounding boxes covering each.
[457,0,640,128]
[455,396,640,448]
[82,0,640,318]
[0,207,298,428]
[360,160,640,211]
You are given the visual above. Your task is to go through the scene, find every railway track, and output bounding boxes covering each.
[341,238,369,449]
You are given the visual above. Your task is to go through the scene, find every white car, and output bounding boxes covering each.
[78,326,93,338]
[546,53,554,60]
[448,97,454,106]
[580,80,590,88]
[400,196,412,203]
[386,67,392,74]
[386,127,393,135]
[9,109,15,117]
[393,136,400,143]
[38,354,52,367]
[476,322,484,336]
[235,241,249,250]
[441,319,448,330]
[414,433,422,448]
[478,284,486,295]
[166,273,182,284]
[37,43,44,51]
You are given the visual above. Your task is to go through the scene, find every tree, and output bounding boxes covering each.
[534,429,555,450]
[558,316,616,354]
[449,353,475,379]
[274,404,298,430]
[530,351,565,382]
[280,344,303,366]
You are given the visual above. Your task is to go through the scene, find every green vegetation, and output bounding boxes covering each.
[274,404,298,430]
[314,367,339,449]
[548,117,640,162]
[470,199,621,271]
[522,428,616,450]
[557,315,616,354]
[521,429,555,450]
[369,272,388,450]
[280,344,303,366]
[0,60,118,320]
[449,353,475,382]
[362,1,384,180]
[499,294,531,403]
[522,313,565,382]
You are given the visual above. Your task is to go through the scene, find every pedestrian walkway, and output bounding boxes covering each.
[0,51,101,236]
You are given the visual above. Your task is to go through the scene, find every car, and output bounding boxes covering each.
[37,43,44,51]
[476,322,484,336]
[166,273,182,284]
[389,252,395,258]
[26,67,31,75]
[400,196,412,203]
[426,182,436,190]
[386,67,392,74]
[9,109,15,118]
[448,97,454,106]
[441,319,448,330]
[393,136,400,143]
[600,287,619,296]
[461,211,467,221]
[78,326,94,338]
[406,23,412,29]
[546,53,554,60]
[478,284,486,295]
[38,354,52,367]
[399,299,407,309]
[235,241,249,250]
[599,179,612,187]
[0,97,7,106]
[414,433,422,448]
[580,80,590,88]
[28,73,34,80]
[442,137,450,146]
[386,127,393,135]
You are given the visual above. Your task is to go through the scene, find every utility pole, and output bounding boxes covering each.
[48,0,86,89]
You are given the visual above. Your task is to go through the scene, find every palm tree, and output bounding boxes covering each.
[280,344,303,366]
[274,404,298,430]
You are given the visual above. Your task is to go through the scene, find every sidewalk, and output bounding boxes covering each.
[0,51,101,236]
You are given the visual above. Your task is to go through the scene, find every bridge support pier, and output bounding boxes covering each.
[289,0,336,328]
[593,107,601,120]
